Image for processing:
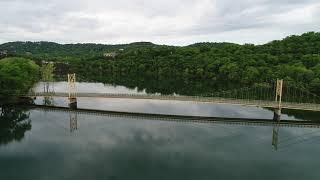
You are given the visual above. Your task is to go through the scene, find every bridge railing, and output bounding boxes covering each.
[26,91,280,105]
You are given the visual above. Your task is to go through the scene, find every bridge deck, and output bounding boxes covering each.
[25,92,320,111]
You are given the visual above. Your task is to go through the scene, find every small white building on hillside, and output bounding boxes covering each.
[0,50,8,56]
[103,52,117,58]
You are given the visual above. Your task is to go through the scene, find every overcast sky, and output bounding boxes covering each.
[0,0,319,45]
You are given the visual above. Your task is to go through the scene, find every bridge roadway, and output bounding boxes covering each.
[26,105,320,128]
[26,92,320,112]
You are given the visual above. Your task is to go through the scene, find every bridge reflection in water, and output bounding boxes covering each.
[28,105,320,151]
[69,111,77,132]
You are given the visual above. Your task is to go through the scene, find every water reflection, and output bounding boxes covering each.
[69,111,78,133]
[269,121,320,153]
[1,107,320,179]
[28,107,320,151]
[272,123,280,150]
[43,96,55,106]
[41,81,55,106]
[0,105,31,145]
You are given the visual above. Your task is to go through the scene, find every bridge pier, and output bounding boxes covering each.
[69,98,77,109]
[273,108,282,121]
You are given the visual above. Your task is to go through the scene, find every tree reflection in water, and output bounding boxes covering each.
[0,105,31,145]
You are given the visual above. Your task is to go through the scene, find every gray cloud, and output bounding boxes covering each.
[0,0,319,45]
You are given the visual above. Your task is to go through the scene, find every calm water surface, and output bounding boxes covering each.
[1,82,320,179]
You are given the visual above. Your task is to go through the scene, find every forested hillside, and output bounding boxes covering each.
[0,41,156,59]
[1,32,320,95]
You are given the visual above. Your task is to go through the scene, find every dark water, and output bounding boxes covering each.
[1,82,320,179]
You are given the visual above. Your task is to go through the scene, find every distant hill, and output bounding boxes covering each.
[0,41,159,59]
[1,32,319,60]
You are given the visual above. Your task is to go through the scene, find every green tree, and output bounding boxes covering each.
[0,57,39,96]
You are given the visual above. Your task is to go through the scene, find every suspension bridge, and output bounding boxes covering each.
[15,74,320,120]
[26,91,320,111]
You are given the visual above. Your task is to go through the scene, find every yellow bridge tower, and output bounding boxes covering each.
[68,73,77,109]
[274,79,283,121]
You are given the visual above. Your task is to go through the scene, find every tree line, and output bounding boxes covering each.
[1,32,319,96]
